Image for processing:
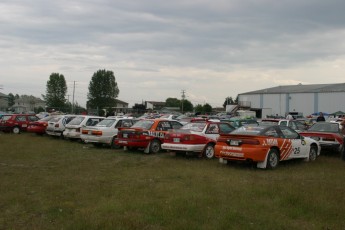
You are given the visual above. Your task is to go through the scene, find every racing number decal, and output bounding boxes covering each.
[293,147,300,155]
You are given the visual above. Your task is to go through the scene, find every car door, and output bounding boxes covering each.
[280,126,309,159]
[16,115,28,130]
[205,123,220,140]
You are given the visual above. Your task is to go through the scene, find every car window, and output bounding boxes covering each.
[86,118,101,126]
[309,122,339,133]
[16,116,27,122]
[219,123,235,133]
[280,121,288,126]
[295,121,306,130]
[65,116,76,124]
[170,121,183,129]
[206,124,220,134]
[122,120,133,128]
[132,120,154,130]
[280,126,299,139]
[28,116,39,121]
[156,121,171,131]
[115,120,123,128]
[69,117,85,125]
[96,119,115,127]
[264,127,279,137]
[2,115,11,121]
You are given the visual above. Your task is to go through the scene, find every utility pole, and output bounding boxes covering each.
[181,90,186,114]
[72,81,75,114]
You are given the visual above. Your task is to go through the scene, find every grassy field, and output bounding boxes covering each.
[0,133,345,230]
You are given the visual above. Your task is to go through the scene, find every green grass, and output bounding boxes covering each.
[1,133,345,230]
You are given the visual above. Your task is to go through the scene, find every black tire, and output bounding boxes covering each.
[110,136,120,149]
[12,126,20,134]
[204,144,215,159]
[341,142,345,161]
[266,149,279,169]
[337,144,344,155]
[309,146,317,161]
[149,139,161,154]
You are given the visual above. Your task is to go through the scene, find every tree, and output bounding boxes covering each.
[87,69,119,111]
[194,104,203,114]
[223,96,234,108]
[165,98,180,107]
[8,93,15,107]
[43,73,67,109]
[203,103,213,114]
[234,95,239,104]
[181,99,193,112]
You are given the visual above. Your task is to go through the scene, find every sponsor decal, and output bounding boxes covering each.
[147,131,165,138]
[263,139,278,146]
[222,146,242,151]
[220,151,244,157]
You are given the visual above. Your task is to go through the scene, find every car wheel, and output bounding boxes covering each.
[341,147,345,161]
[149,139,161,154]
[111,136,120,149]
[309,146,317,161]
[12,126,20,134]
[204,144,215,159]
[337,144,344,155]
[266,149,279,169]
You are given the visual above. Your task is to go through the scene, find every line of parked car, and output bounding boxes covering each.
[1,113,344,169]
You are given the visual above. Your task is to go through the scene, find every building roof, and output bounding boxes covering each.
[240,83,345,95]
[0,92,8,98]
[115,99,128,105]
[146,101,166,106]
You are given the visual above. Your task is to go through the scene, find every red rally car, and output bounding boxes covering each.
[27,115,56,135]
[116,119,183,154]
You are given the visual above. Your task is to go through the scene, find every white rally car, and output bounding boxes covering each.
[46,114,76,138]
[80,117,136,148]
[63,115,104,140]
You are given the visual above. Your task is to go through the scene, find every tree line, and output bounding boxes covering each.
[6,69,238,115]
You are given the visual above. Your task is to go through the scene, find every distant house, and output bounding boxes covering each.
[109,99,130,115]
[12,96,46,114]
[0,92,8,111]
[145,101,166,111]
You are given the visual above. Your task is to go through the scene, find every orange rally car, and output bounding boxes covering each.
[214,125,321,169]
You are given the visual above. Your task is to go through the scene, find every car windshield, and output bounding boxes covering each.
[232,126,265,135]
[308,122,339,133]
[96,119,116,127]
[181,122,207,132]
[241,120,258,126]
[40,116,54,121]
[49,117,62,122]
[1,115,11,121]
[131,120,155,130]
[68,117,85,125]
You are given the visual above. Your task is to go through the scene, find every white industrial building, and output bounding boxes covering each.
[238,83,345,118]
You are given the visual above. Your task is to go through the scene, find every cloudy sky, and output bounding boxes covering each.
[1,0,345,108]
